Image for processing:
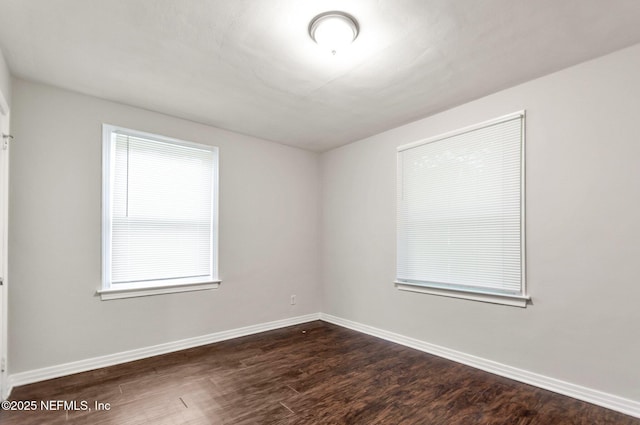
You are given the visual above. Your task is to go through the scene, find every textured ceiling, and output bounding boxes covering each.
[1,1,640,151]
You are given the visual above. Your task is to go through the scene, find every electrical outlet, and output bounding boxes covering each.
[290,295,296,305]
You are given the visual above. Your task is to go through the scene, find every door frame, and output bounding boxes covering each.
[0,89,9,400]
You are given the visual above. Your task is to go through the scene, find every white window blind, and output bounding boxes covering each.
[103,126,218,291]
[396,112,526,304]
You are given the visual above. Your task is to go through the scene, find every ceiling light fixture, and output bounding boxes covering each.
[309,11,359,55]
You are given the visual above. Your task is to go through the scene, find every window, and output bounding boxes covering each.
[396,112,528,307]
[101,125,219,300]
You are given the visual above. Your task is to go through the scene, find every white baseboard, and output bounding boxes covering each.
[8,313,321,395]
[7,311,640,420]
[320,313,640,419]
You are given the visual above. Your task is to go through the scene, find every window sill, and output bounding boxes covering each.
[98,280,221,300]
[394,281,530,308]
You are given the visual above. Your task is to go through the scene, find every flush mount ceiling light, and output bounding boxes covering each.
[309,11,359,55]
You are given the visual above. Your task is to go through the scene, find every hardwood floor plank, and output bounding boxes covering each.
[2,321,638,424]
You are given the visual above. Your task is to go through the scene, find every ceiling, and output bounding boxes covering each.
[1,1,640,152]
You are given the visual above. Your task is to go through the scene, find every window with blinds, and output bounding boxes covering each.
[396,112,528,307]
[102,125,219,297]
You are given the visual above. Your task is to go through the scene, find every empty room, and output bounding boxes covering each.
[0,1,639,424]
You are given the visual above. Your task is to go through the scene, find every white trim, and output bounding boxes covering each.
[520,111,528,297]
[395,281,530,308]
[0,97,8,401]
[97,280,221,300]
[101,124,113,291]
[8,313,321,392]
[0,88,8,116]
[319,313,640,419]
[6,312,640,418]
[397,110,525,152]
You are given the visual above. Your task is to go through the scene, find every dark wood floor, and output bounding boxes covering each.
[1,321,637,424]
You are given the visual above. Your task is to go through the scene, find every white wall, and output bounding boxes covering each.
[9,79,320,373]
[321,43,640,401]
